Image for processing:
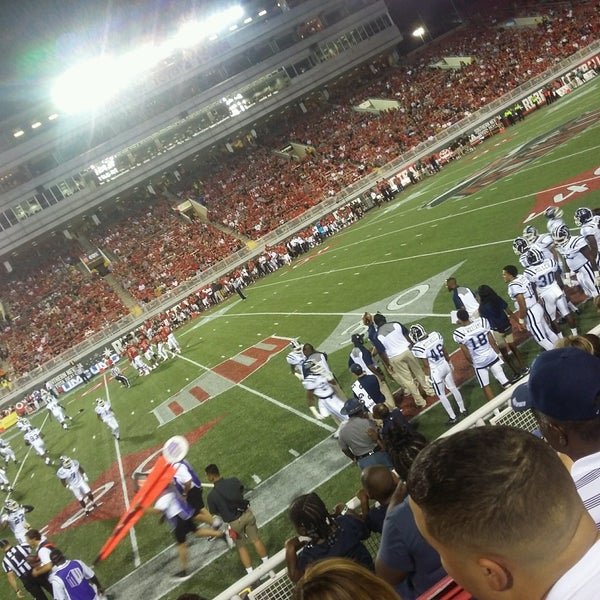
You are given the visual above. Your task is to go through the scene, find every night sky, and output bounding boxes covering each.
[0,0,473,118]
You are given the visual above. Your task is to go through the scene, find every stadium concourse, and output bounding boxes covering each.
[0,1,597,386]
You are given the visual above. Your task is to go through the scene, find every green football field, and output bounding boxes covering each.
[1,76,599,599]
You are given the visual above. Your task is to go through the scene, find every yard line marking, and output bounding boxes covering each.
[104,374,141,568]
[170,353,335,432]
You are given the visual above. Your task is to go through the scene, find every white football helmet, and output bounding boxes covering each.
[513,237,529,254]
[409,324,427,343]
[552,224,571,246]
[95,397,106,409]
[4,499,19,512]
[60,456,73,469]
[544,207,564,220]
[522,226,538,244]
[574,207,593,226]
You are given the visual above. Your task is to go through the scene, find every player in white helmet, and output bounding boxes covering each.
[552,224,600,301]
[0,499,34,544]
[301,360,348,426]
[544,206,566,235]
[22,425,53,466]
[45,396,72,430]
[0,466,13,492]
[524,247,577,335]
[15,416,31,432]
[512,237,530,268]
[94,398,120,440]
[56,456,97,515]
[286,340,305,380]
[410,324,467,425]
[0,439,17,465]
[575,207,600,269]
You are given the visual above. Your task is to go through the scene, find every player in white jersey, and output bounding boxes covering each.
[22,426,53,465]
[503,264,560,351]
[0,439,17,464]
[301,361,348,426]
[1,500,33,544]
[544,206,566,235]
[15,416,31,432]
[552,225,600,300]
[46,398,71,430]
[286,340,305,380]
[132,355,152,376]
[523,225,559,263]
[94,398,120,440]
[0,466,13,492]
[453,310,510,401]
[512,237,530,268]
[524,248,577,335]
[575,207,600,268]
[410,325,466,425]
[56,456,97,514]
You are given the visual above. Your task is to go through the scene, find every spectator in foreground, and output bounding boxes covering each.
[407,426,600,599]
[285,492,372,583]
[294,557,400,600]
[511,347,600,528]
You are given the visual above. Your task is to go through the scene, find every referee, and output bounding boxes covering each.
[1,539,49,600]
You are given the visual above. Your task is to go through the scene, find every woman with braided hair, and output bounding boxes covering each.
[285,492,372,583]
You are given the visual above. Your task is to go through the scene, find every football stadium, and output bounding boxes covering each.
[0,1,599,599]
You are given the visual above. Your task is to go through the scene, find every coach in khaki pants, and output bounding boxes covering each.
[205,464,269,574]
[372,313,434,408]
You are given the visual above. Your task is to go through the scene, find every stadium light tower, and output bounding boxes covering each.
[412,26,426,43]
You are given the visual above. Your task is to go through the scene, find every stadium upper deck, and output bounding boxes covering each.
[0,0,401,262]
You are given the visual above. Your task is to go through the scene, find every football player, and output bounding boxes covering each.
[544,206,566,235]
[45,396,72,430]
[94,398,120,440]
[15,416,31,432]
[301,361,348,426]
[512,237,530,268]
[0,500,34,544]
[522,225,558,263]
[524,247,577,335]
[502,264,560,351]
[0,439,18,465]
[575,207,600,268]
[22,425,53,466]
[552,224,600,301]
[0,466,13,492]
[410,324,467,425]
[56,456,97,515]
[453,309,510,401]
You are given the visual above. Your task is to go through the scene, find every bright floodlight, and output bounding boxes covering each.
[51,4,244,114]
[413,26,425,38]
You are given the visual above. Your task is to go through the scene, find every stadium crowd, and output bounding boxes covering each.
[0,3,597,383]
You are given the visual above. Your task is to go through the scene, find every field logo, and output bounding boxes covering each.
[319,263,465,355]
[523,166,600,223]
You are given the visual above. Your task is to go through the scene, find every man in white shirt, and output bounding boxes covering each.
[512,347,600,530]
[408,426,600,600]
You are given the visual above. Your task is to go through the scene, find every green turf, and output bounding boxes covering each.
[1,76,599,599]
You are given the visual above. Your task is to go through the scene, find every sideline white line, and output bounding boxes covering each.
[170,352,335,432]
[104,374,141,567]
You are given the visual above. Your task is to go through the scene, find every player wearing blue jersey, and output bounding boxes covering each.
[410,325,466,425]
[453,310,510,401]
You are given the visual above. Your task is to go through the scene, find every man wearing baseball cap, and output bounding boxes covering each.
[511,347,600,528]
[338,398,393,470]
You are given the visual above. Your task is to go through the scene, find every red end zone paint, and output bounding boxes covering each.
[46,419,222,535]
[523,166,600,224]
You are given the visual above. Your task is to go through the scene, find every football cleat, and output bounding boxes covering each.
[544,207,564,220]
[522,226,538,244]
[574,207,593,226]
[552,224,571,246]
[409,324,427,343]
[525,247,545,266]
